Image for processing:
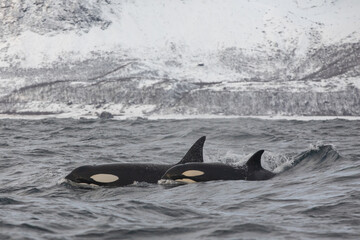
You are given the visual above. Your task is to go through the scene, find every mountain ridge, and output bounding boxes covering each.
[0,0,359,117]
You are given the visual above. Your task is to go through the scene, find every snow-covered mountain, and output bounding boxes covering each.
[1,0,360,118]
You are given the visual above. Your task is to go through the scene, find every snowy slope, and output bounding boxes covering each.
[0,0,360,118]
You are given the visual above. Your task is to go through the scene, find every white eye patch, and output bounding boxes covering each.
[182,170,204,177]
[90,174,119,183]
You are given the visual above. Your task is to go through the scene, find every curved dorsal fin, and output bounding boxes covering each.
[246,150,265,171]
[177,136,206,164]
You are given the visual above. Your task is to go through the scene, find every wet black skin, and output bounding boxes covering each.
[66,163,171,186]
[162,150,275,182]
[65,136,206,187]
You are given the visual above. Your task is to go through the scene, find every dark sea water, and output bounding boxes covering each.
[0,117,359,240]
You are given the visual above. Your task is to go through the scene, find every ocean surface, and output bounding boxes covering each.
[0,117,359,240]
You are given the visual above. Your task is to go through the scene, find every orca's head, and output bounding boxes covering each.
[161,163,206,183]
[65,165,120,186]
[65,165,97,185]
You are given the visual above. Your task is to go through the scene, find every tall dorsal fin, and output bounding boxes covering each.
[246,150,265,171]
[177,136,206,164]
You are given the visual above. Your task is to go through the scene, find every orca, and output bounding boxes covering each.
[65,136,206,187]
[161,150,275,183]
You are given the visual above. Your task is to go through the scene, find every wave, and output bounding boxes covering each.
[274,144,343,178]
[0,197,23,205]
[201,144,343,176]
[293,144,341,167]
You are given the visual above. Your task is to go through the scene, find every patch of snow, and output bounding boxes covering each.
[2,0,359,68]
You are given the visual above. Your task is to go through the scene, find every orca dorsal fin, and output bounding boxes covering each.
[246,150,265,171]
[177,136,206,164]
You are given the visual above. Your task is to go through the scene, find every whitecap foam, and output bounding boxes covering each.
[158,179,182,186]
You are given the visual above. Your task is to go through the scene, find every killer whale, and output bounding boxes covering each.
[161,150,275,183]
[65,136,206,187]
